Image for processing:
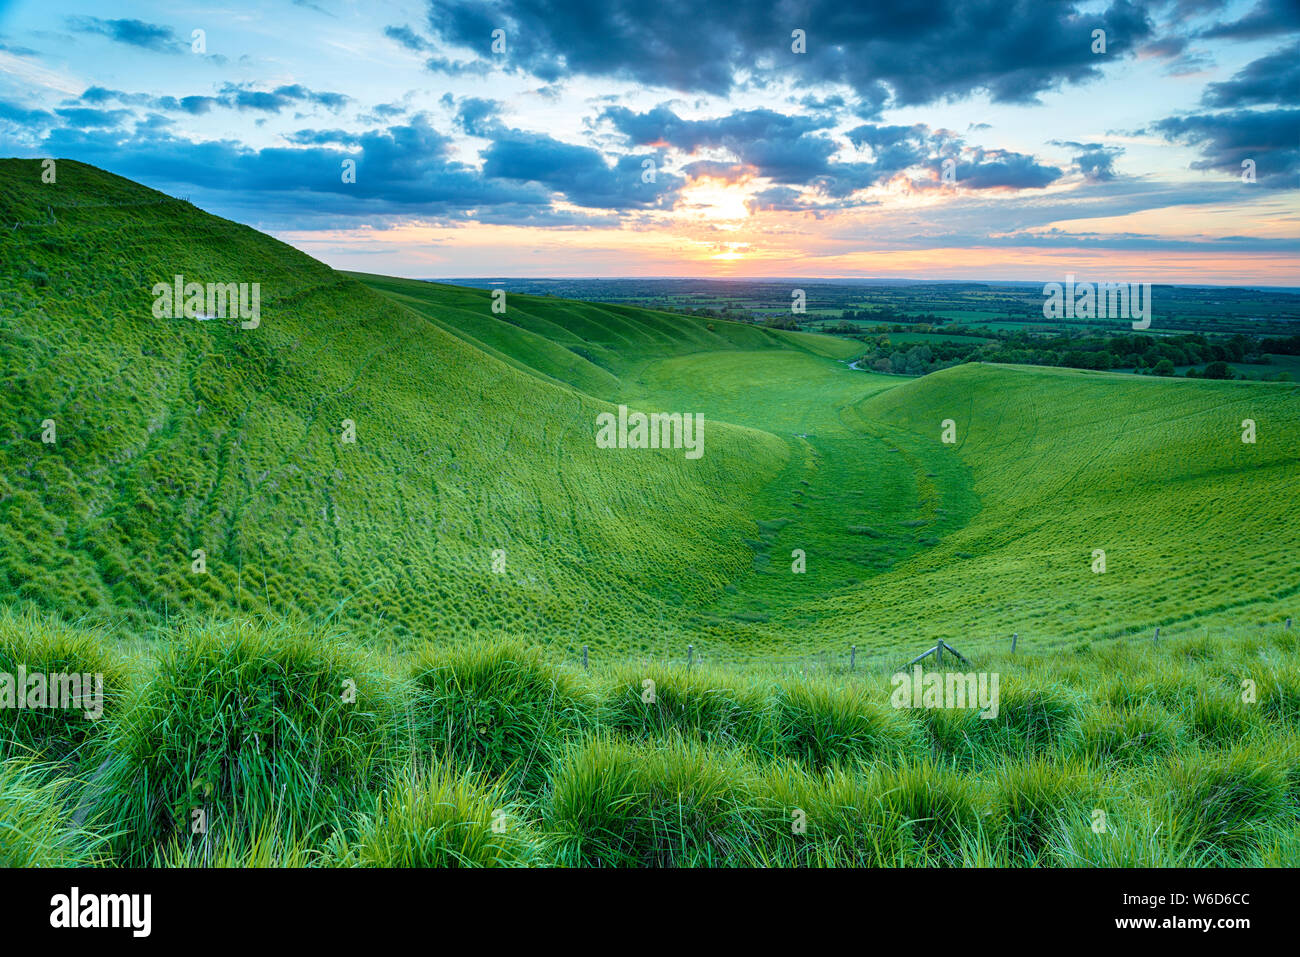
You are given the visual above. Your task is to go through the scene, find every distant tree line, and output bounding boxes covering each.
[837,308,947,325]
[629,302,1299,381]
[855,330,1293,380]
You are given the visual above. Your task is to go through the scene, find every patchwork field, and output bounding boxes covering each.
[1,160,1297,867]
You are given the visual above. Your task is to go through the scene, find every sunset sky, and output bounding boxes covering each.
[1,0,1296,283]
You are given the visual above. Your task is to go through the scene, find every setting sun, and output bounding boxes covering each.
[678,178,752,224]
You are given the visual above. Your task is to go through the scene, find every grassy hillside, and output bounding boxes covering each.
[0,159,801,653]
[2,160,1298,869]
[3,159,1297,662]
[362,276,1300,658]
[837,364,1300,644]
[349,271,860,401]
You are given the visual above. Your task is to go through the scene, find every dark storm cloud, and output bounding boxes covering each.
[19,106,675,226]
[1201,40,1300,108]
[365,102,408,120]
[76,87,218,116]
[1152,108,1300,188]
[1197,0,1300,40]
[423,56,491,78]
[451,96,503,136]
[285,128,364,145]
[845,123,959,174]
[423,0,1153,112]
[746,185,812,213]
[0,99,55,128]
[66,17,181,52]
[603,106,831,152]
[602,106,840,183]
[218,83,350,113]
[29,113,546,219]
[1141,35,1189,58]
[956,149,1063,189]
[480,128,683,209]
[846,122,1061,192]
[53,107,132,129]
[605,106,1060,194]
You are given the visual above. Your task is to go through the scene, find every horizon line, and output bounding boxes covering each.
[387,274,1300,293]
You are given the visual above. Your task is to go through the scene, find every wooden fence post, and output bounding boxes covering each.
[850,644,856,671]
[687,644,694,669]
[1153,626,1160,644]
[935,640,943,667]
[1287,618,1293,630]
[1011,633,1018,654]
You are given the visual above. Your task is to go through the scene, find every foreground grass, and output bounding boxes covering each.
[1,609,1295,867]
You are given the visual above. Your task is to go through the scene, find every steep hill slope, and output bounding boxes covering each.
[351,271,859,403]
[0,159,794,651]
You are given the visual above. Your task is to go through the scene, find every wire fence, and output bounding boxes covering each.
[560,617,1295,676]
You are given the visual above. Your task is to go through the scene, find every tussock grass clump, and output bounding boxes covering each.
[1187,685,1257,745]
[409,638,591,793]
[0,608,130,762]
[994,682,1085,751]
[0,759,111,866]
[1075,700,1181,764]
[97,618,396,864]
[987,759,1098,863]
[1252,662,1300,725]
[599,662,771,752]
[923,678,1082,764]
[1160,746,1291,861]
[152,829,318,867]
[1168,634,1219,662]
[327,765,548,867]
[1280,734,1300,812]
[1105,670,1200,713]
[769,679,926,769]
[749,762,906,866]
[2,622,1296,868]
[1258,826,1300,866]
[548,736,750,867]
[873,760,983,864]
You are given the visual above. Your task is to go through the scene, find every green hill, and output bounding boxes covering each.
[2,158,1298,662]
[354,273,1300,657]
[2,160,1298,869]
[0,160,790,653]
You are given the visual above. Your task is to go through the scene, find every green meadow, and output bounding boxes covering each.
[1,159,1297,866]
